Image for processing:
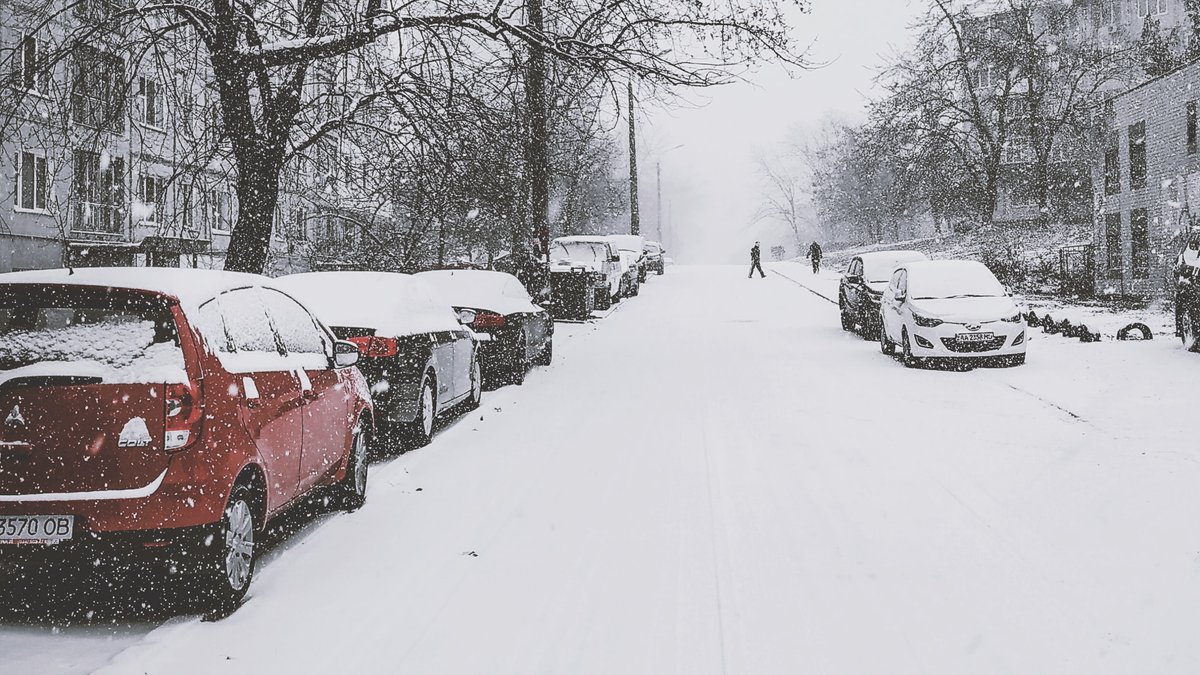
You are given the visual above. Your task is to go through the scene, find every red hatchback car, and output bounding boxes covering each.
[0,268,373,609]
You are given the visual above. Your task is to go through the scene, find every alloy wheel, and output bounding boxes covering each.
[224,499,255,592]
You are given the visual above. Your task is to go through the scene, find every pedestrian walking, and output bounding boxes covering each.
[806,241,823,274]
[749,241,766,278]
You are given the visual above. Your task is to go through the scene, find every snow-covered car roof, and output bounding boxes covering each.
[901,260,1006,300]
[0,267,272,310]
[416,269,541,316]
[274,271,461,337]
[606,234,645,253]
[857,250,929,283]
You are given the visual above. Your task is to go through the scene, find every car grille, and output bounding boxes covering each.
[940,336,1008,353]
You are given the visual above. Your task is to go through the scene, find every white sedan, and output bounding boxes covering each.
[879,260,1027,367]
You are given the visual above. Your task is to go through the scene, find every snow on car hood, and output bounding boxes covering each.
[909,296,1019,323]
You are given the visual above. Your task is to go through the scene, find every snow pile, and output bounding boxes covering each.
[0,319,186,383]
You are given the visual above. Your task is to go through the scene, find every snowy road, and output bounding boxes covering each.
[5,264,1200,674]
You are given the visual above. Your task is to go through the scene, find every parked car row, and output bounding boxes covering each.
[839,252,1028,368]
[0,264,555,612]
[547,234,668,319]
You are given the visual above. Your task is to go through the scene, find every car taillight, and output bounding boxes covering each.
[165,381,203,452]
[472,311,506,330]
[346,335,399,358]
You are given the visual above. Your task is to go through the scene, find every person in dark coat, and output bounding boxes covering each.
[749,241,766,278]
[806,241,823,274]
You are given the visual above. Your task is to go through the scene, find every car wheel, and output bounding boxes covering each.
[332,421,369,511]
[467,358,482,409]
[1183,307,1200,352]
[595,286,612,310]
[839,297,854,331]
[901,329,921,368]
[879,319,896,355]
[199,483,259,611]
[532,337,553,366]
[406,374,436,448]
[630,280,640,297]
[508,335,529,386]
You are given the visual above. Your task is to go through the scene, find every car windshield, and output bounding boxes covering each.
[552,241,606,264]
[0,287,184,379]
[909,264,1006,300]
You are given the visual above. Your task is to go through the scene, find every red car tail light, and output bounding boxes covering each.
[165,380,203,452]
[472,311,506,330]
[346,335,399,358]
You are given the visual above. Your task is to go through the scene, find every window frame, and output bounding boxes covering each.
[15,149,49,213]
[18,33,49,96]
[136,76,162,130]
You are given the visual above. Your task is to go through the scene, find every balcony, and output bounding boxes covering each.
[73,201,125,238]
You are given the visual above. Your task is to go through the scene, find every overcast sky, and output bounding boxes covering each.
[640,0,925,263]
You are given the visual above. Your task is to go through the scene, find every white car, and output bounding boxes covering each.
[879,260,1027,367]
[607,234,647,282]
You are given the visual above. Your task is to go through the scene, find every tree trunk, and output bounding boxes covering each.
[627,80,640,236]
[523,0,549,253]
[224,156,282,274]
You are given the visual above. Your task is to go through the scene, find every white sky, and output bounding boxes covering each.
[640,0,925,263]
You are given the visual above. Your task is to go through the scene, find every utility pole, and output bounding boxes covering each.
[627,80,640,236]
[524,0,549,254]
[656,162,662,243]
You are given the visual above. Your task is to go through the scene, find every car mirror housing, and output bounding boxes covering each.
[333,340,360,368]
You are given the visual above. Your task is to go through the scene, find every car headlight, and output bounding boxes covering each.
[1001,313,1023,323]
[913,314,943,328]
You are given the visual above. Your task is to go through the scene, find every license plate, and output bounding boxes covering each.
[0,515,74,544]
[956,332,995,343]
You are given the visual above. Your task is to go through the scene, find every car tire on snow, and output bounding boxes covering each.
[331,421,369,511]
[879,321,896,356]
[405,375,437,449]
[839,298,854,331]
[508,335,529,386]
[198,482,260,612]
[532,338,553,366]
[901,329,921,369]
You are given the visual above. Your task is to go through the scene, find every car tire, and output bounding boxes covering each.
[1182,307,1200,352]
[879,321,896,355]
[508,335,529,386]
[466,358,482,409]
[198,483,259,612]
[532,338,553,366]
[406,374,436,448]
[901,329,921,368]
[630,280,640,297]
[332,421,369,511]
[839,297,854,331]
[595,286,612,310]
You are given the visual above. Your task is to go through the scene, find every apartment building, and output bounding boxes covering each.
[0,2,390,275]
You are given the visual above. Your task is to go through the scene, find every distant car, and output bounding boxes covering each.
[417,269,553,386]
[879,260,1027,367]
[643,241,665,275]
[550,236,623,310]
[839,250,929,338]
[607,234,647,282]
[275,272,481,450]
[0,268,372,610]
[617,250,641,298]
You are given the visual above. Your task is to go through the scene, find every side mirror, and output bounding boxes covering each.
[895,291,907,303]
[457,308,477,325]
[333,340,360,368]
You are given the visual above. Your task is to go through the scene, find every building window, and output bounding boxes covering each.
[1129,121,1147,190]
[71,46,125,131]
[207,189,234,233]
[972,63,996,89]
[1106,212,1123,277]
[18,34,48,94]
[1101,0,1118,25]
[72,150,125,234]
[291,207,308,241]
[1139,0,1169,15]
[1188,102,1197,155]
[1104,132,1121,196]
[1130,208,1150,279]
[136,173,165,223]
[137,77,160,128]
[16,151,48,212]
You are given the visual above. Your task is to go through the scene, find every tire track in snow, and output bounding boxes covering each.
[769,268,838,305]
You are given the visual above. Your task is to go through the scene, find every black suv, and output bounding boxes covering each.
[838,250,928,339]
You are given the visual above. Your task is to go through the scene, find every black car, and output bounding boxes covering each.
[839,250,928,338]
[1177,230,1200,350]
[275,271,482,450]
[643,241,666,275]
[418,270,554,386]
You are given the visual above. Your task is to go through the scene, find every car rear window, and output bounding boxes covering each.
[0,286,186,383]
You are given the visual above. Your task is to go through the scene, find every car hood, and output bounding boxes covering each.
[909,296,1018,322]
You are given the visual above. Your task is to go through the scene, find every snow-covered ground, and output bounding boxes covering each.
[5,264,1200,674]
